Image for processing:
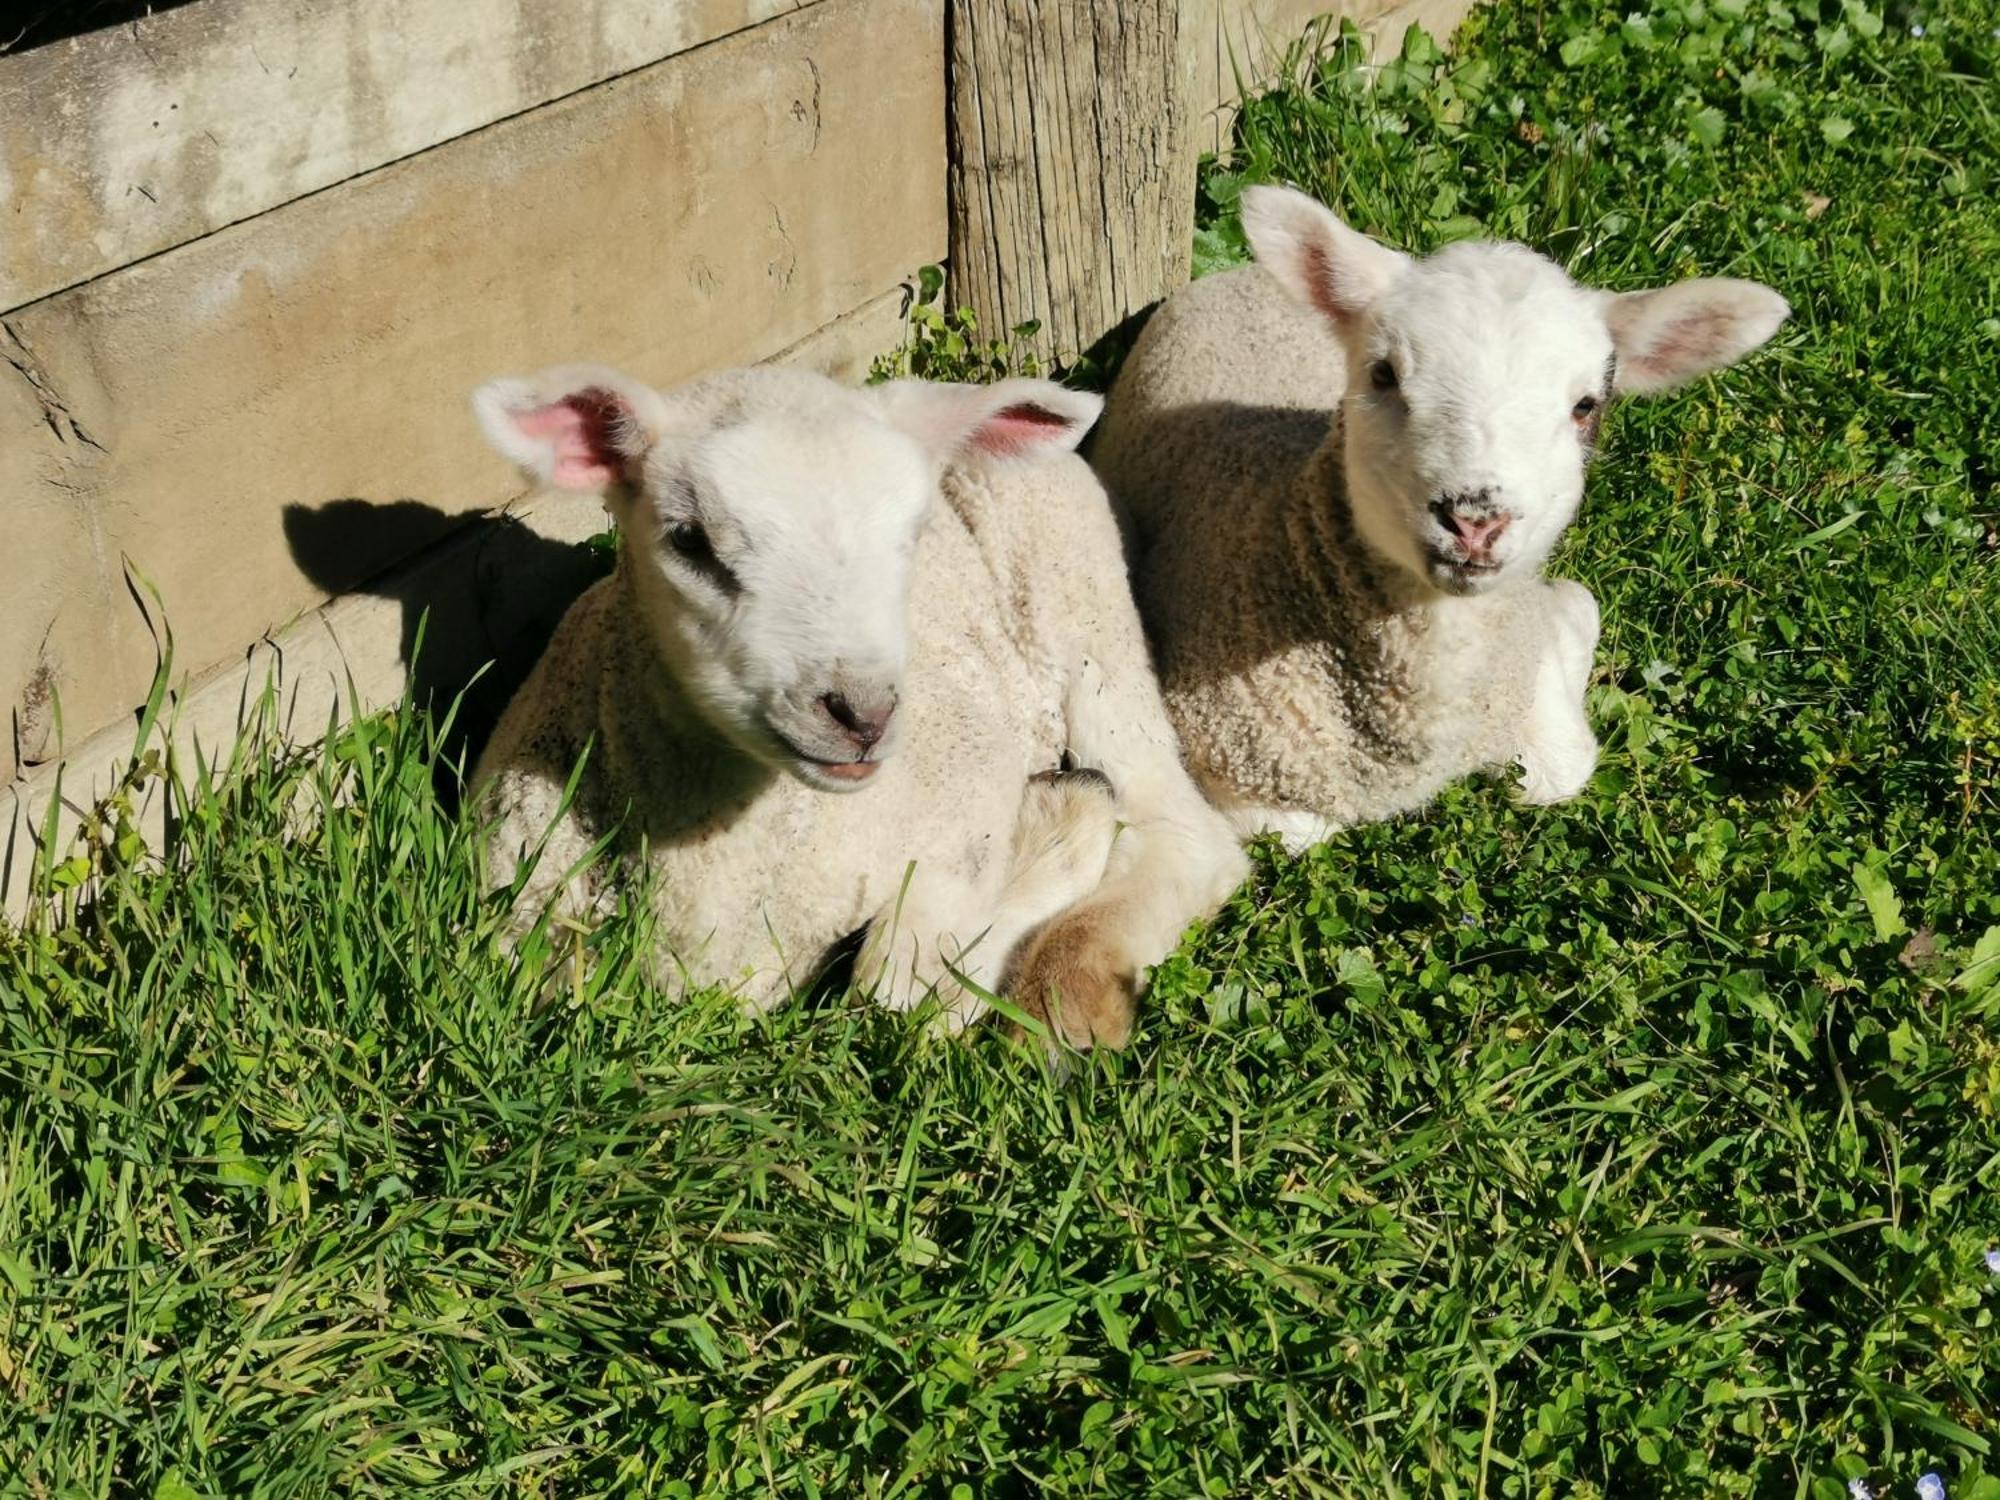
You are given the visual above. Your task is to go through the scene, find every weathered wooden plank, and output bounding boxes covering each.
[0,0,819,310]
[2,0,946,783]
[946,0,1197,365]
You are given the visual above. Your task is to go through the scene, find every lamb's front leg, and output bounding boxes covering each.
[1009,658,1251,1050]
[1227,803,1338,856]
[855,771,1117,1033]
[1515,578,1601,805]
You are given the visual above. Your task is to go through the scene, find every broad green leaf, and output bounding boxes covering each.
[1852,863,1907,940]
[1957,925,2000,994]
[1690,106,1729,146]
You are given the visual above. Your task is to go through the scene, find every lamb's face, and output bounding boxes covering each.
[623,411,933,791]
[472,363,1102,794]
[1345,244,1613,595]
[1239,185,1789,598]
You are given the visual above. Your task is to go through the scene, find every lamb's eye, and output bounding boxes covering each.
[1370,360,1400,392]
[1572,395,1600,421]
[666,520,738,593]
[667,520,712,561]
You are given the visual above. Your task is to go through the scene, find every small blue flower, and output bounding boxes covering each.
[1917,1473,1946,1500]
[1983,1246,2000,1275]
[1848,1480,1874,1500]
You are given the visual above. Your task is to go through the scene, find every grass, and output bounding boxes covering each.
[5,0,2000,1492]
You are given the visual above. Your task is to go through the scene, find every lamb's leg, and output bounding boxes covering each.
[1516,578,1601,805]
[1009,658,1251,1050]
[856,770,1117,1033]
[1227,803,1337,856]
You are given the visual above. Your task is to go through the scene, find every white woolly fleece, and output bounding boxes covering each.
[1093,187,1784,851]
[1092,264,1605,844]
[471,364,1245,1039]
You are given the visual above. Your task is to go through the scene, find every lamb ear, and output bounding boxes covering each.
[1604,278,1790,395]
[872,377,1103,460]
[1240,184,1411,327]
[471,363,670,491]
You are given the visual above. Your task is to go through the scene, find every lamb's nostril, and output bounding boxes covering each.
[1433,497,1511,558]
[820,691,893,748]
[1452,512,1510,553]
[820,691,859,732]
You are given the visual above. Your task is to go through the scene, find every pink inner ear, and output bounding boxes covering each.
[1299,238,1380,327]
[1300,242,1348,324]
[511,389,628,488]
[968,402,1075,456]
[1637,309,1731,378]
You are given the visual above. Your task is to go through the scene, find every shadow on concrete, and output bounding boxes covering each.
[282,498,610,810]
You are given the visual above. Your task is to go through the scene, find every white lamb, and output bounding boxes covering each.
[469,362,1246,1048]
[1092,185,1790,851]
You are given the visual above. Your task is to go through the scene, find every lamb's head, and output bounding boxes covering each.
[1240,185,1789,596]
[473,363,1100,791]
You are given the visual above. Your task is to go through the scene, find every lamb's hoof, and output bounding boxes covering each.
[1008,908,1138,1052]
[1514,732,1599,805]
[1011,769,1119,901]
[1030,763,1116,798]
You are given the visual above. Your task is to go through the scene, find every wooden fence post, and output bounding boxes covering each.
[946,0,1197,366]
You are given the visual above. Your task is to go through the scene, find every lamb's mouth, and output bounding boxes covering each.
[768,729,882,786]
[1427,549,1504,588]
[813,759,879,783]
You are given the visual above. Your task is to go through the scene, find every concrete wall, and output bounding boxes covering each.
[2,0,1473,916]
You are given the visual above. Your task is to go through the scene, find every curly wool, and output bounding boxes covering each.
[475,441,1241,1015]
[1094,265,1576,834]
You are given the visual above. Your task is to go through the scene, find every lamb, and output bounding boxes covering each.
[1092,184,1790,851]
[469,361,1247,1048]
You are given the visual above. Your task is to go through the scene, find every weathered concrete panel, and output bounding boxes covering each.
[1,0,947,783]
[0,0,818,310]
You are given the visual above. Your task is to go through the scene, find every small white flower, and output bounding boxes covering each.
[1918,1473,1947,1500]
[1909,22,1926,35]
[1983,1246,2000,1274]
[1849,1481,1874,1500]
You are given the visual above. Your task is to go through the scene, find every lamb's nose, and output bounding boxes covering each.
[819,690,894,749]
[1435,497,1512,559]
[1448,511,1510,554]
